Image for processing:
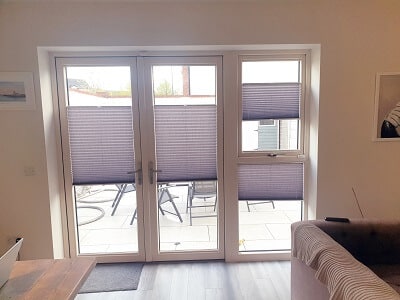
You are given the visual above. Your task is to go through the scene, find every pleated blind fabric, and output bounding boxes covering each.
[154,105,217,182]
[67,106,135,185]
[238,163,303,200]
[67,105,217,185]
[242,82,301,120]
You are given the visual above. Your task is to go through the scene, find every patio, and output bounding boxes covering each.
[76,184,302,255]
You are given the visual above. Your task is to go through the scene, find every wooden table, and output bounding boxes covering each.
[0,258,96,300]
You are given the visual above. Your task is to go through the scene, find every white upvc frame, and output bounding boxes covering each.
[54,54,224,263]
[224,50,311,262]
[238,53,307,159]
[141,56,225,262]
[55,56,146,263]
[46,46,314,263]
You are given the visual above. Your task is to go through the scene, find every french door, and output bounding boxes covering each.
[56,56,224,262]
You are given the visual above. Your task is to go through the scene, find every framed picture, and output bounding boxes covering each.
[0,72,35,110]
[374,72,400,140]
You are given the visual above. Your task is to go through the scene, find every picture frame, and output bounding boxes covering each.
[0,72,35,110]
[373,72,400,141]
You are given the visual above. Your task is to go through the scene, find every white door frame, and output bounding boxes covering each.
[55,56,146,262]
[55,54,225,262]
[140,56,224,261]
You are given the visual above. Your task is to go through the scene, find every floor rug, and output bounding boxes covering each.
[79,262,144,293]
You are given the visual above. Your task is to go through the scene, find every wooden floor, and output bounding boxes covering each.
[76,260,290,300]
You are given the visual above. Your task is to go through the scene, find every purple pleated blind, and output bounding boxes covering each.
[238,163,303,200]
[67,106,135,185]
[154,105,217,182]
[242,83,301,120]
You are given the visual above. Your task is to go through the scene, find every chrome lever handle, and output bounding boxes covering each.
[148,161,162,184]
[127,166,143,185]
[135,168,143,185]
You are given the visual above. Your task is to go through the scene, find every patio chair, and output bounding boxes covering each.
[129,184,183,225]
[157,184,183,223]
[111,183,136,216]
[187,180,217,226]
[245,200,275,211]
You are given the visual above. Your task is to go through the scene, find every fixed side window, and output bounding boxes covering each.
[238,55,306,252]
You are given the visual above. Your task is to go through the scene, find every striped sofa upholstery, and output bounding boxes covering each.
[291,220,400,300]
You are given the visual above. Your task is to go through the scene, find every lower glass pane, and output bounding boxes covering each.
[158,181,218,252]
[242,119,299,152]
[238,200,302,252]
[75,184,138,254]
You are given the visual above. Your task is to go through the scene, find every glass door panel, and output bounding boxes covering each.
[145,58,223,257]
[60,62,143,257]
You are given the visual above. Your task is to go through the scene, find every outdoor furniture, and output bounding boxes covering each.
[111,183,136,216]
[245,200,275,211]
[157,184,183,223]
[129,184,183,225]
[187,181,217,226]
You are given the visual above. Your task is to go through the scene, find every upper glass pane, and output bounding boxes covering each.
[66,66,132,106]
[241,60,301,152]
[152,65,216,105]
[242,60,300,83]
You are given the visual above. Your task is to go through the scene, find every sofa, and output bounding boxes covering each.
[291,219,400,300]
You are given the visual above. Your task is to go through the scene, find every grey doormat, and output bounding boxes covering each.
[79,262,144,293]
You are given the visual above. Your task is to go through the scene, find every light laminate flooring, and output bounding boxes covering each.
[76,260,290,300]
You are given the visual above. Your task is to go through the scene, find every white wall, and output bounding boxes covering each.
[1,0,400,259]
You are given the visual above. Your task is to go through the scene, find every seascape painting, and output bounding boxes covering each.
[0,72,35,110]
[0,81,26,103]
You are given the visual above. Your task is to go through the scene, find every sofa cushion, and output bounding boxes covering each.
[310,219,400,265]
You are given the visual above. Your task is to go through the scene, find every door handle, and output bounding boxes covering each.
[127,165,143,185]
[148,161,161,185]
